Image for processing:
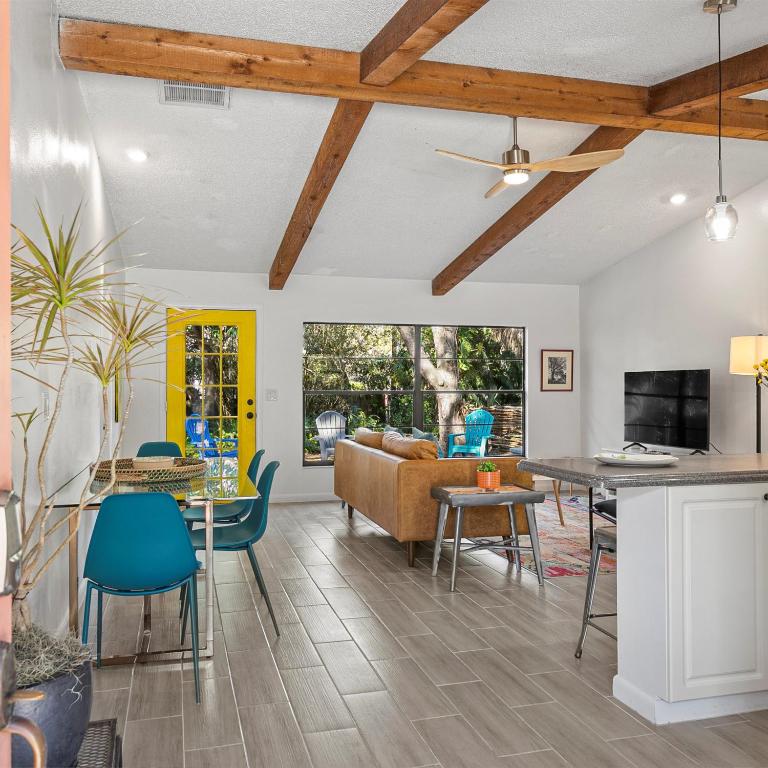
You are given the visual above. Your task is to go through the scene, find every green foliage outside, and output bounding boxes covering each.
[303,324,525,463]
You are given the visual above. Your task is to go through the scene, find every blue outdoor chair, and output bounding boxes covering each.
[183,450,265,526]
[447,409,495,458]
[82,492,202,702]
[185,461,281,637]
[136,441,182,458]
[315,411,348,462]
[185,415,238,458]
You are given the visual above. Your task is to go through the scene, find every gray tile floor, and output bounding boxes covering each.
[90,501,768,768]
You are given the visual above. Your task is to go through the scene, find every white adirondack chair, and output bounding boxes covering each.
[316,410,348,461]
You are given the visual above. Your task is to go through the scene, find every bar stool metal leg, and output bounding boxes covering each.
[525,503,544,586]
[575,539,603,659]
[432,502,449,576]
[449,506,464,592]
[506,504,521,572]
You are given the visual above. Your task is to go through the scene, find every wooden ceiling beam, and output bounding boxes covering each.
[269,99,372,289]
[360,0,488,86]
[649,43,768,117]
[431,127,643,296]
[59,19,768,141]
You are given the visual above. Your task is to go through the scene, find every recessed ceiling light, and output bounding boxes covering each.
[669,193,687,206]
[126,148,148,163]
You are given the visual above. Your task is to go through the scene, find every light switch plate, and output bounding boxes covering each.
[265,389,279,402]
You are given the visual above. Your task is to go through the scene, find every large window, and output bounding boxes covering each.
[303,323,525,465]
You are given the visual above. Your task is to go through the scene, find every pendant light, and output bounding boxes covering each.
[703,0,738,241]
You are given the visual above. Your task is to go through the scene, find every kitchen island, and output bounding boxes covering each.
[518,455,768,724]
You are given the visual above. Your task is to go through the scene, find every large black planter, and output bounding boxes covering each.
[11,659,92,768]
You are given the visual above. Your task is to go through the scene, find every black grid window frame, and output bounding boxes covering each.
[302,322,526,466]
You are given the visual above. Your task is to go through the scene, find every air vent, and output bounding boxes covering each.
[159,80,230,109]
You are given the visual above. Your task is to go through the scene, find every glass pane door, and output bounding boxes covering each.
[167,310,256,497]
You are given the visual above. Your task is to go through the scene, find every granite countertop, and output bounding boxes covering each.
[518,454,768,488]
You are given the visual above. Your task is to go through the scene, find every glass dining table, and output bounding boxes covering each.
[62,474,224,666]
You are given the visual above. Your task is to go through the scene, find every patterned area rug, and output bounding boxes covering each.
[495,493,617,577]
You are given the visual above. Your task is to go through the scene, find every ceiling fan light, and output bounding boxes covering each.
[705,198,738,241]
[503,169,529,185]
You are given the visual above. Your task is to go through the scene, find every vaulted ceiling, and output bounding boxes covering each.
[58,0,768,286]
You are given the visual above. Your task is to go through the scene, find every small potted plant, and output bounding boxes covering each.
[476,460,501,490]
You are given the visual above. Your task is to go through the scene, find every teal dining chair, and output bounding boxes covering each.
[136,441,183,457]
[182,450,265,526]
[81,492,202,703]
[447,408,495,458]
[184,461,280,637]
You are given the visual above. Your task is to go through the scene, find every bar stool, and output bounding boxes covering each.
[575,525,616,659]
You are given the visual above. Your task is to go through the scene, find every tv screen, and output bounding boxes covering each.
[624,369,710,450]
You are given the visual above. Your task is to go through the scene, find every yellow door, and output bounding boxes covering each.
[166,309,256,496]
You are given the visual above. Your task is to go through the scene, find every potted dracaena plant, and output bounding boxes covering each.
[476,460,501,490]
[10,204,169,768]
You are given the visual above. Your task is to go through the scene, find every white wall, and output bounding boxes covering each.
[127,269,581,500]
[581,178,768,457]
[11,0,120,631]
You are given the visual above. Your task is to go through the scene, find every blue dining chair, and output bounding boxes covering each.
[447,408,495,458]
[183,450,265,526]
[81,492,202,702]
[184,461,280,637]
[136,441,183,458]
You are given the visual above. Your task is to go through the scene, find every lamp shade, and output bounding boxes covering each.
[729,336,768,375]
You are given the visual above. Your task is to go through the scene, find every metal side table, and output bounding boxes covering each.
[430,484,546,590]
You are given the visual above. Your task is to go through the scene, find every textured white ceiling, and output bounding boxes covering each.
[60,1,768,284]
[59,0,768,84]
[77,71,768,284]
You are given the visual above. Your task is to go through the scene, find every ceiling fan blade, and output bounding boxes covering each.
[435,149,507,170]
[484,179,509,199]
[529,149,625,173]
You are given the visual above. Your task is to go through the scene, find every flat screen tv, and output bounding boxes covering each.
[624,369,710,451]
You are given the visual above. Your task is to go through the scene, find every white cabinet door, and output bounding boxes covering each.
[667,484,768,701]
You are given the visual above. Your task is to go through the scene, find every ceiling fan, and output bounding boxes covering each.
[435,117,625,199]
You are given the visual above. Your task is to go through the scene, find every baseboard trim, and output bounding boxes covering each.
[271,493,340,503]
[613,675,768,724]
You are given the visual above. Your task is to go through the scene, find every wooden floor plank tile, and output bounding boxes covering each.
[343,617,408,661]
[371,658,457,720]
[296,604,351,644]
[315,640,385,695]
[413,713,508,767]
[185,744,248,768]
[398,634,477,686]
[304,728,380,768]
[182,677,242,751]
[456,649,551,708]
[123,715,183,768]
[322,587,373,619]
[281,666,356,733]
[343,690,438,768]
[239,703,312,768]
[440,681,548,756]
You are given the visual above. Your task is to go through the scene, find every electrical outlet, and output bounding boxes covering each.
[265,389,279,402]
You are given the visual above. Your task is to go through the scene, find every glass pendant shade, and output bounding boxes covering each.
[704,199,738,241]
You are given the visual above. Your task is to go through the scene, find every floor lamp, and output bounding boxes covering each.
[729,335,768,453]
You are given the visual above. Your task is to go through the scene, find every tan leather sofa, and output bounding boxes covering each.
[333,438,534,566]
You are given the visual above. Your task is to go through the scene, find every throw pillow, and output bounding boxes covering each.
[354,428,384,450]
[381,432,438,460]
[412,426,445,458]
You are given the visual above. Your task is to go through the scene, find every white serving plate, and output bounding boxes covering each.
[594,451,679,468]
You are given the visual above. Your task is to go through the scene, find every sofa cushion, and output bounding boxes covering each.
[354,428,385,450]
[382,432,438,460]
[412,426,444,458]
